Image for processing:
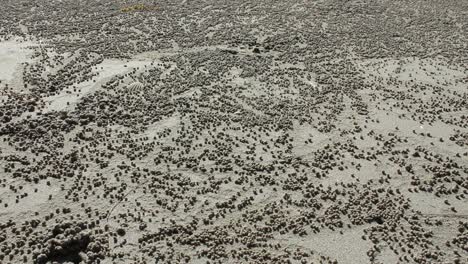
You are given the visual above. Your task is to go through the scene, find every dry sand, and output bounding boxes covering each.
[0,1,467,264]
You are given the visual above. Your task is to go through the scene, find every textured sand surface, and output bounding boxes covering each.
[0,1,467,264]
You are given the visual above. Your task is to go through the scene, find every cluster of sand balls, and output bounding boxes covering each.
[34,222,108,264]
[0,219,108,264]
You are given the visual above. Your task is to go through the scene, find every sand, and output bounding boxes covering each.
[0,1,467,264]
